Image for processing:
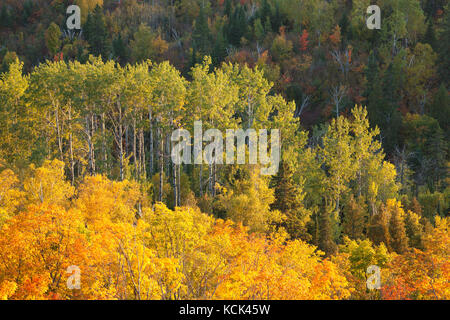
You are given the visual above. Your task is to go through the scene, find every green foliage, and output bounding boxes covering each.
[418,191,448,222]
[192,6,212,55]
[339,237,390,280]
[401,113,446,191]
[342,195,367,240]
[215,166,280,233]
[404,209,424,249]
[84,5,109,58]
[388,202,409,254]
[429,84,450,139]
[112,34,129,65]
[271,162,311,241]
[0,3,447,287]
[0,5,13,29]
[225,4,248,47]
[438,4,450,85]
[130,24,168,63]
[45,23,62,57]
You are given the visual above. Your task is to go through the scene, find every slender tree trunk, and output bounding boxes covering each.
[86,115,95,175]
[213,163,216,197]
[149,108,154,175]
[159,128,163,202]
[177,162,181,205]
[133,116,138,177]
[125,126,129,162]
[199,163,203,197]
[55,105,63,161]
[68,107,75,185]
[102,113,108,174]
[208,165,213,195]
[118,104,124,181]
[173,163,178,207]
[139,126,145,178]
[91,113,96,174]
[165,134,170,177]
[358,167,362,198]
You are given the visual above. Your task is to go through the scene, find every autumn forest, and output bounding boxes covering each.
[0,0,448,300]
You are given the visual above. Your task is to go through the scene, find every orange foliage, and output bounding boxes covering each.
[382,217,449,300]
[299,29,309,52]
[0,162,353,300]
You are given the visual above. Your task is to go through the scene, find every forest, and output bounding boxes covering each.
[0,0,448,300]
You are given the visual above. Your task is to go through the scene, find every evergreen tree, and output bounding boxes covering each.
[271,1,283,33]
[380,62,403,154]
[365,52,403,155]
[368,206,390,248]
[389,206,409,254]
[424,19,437,51]
[22,0,33,25]
[407,197,423,215]
[187,46,198,75]
[192,6,211,55]
[423,0,447,19]
[112,34,128,65]
[339,12,350,42]
[264,16,272,34]
[438,4,450,86]
[364,51,380,100]
[212,26,227,66]
[224,0,232,18]
[271,162,310,241]
[402,113,446,191]
[253,18,265,42]
[0,5,12,29]
[429,84,450,138]
[342,195,367,240]
[259,0,272,31]
[84,5,109,58]
[226,4,247,46]
[319,204,337,256]
[404,210,424,249]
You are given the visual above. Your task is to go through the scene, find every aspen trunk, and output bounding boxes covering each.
[101,113,108,173]
[133,116,138,177]
[149,108,154,175]
[199,163,203,197]
[177,162,181,206]
[159,128,163,202]
[139,127,145,178]
[118,103,124,181]
[173,162,178,207]
[68,107,75,185]
[91,114,96,174]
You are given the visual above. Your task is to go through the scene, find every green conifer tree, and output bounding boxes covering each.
[84,5,109,58]
[192,6,211,55]
[342,195,367,240]
[271,162,311,241]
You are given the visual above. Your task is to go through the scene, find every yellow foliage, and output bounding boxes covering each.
[23,159,75,207]
[76,174,142,225]
[0,169,24,226]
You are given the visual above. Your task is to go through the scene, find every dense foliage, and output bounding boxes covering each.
[0,0,448,300]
